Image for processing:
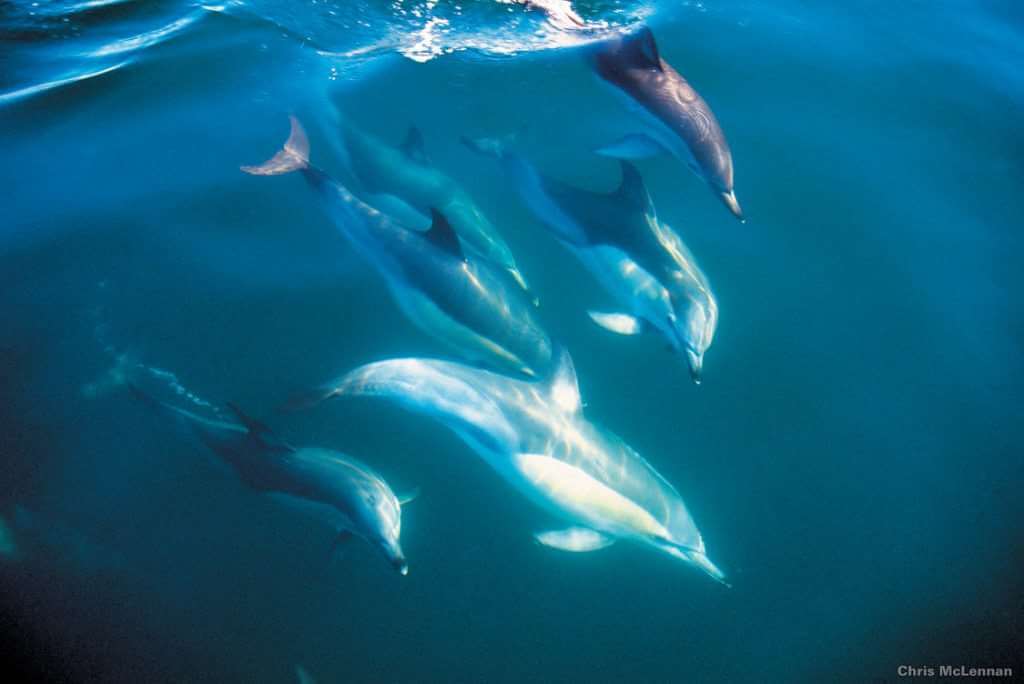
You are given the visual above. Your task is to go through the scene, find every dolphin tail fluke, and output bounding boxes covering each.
[241,115,310,176]
[460,134,509,160]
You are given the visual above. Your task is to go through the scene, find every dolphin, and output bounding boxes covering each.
[464,137,717,383]
[243,117,554,380]
[132,388,414,575]
[309,351,728,585]
[331,110,534,295]
[591,27,743,221]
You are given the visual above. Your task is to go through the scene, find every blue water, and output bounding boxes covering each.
[2,0,1023,681]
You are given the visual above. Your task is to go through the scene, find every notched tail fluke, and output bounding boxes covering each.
[241,115,310,176]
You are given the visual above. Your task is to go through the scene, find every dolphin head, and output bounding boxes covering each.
[376,535,407,576]
[348,480,407,575]
[667,290,718,384]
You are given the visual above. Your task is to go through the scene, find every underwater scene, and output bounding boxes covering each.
[1,0,1022,681]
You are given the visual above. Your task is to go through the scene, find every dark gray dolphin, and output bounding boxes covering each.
[333,111,533,295]
[591,27,743,221]
[133,388,414,575]
[243,117,554,379]
[464,137,717,382]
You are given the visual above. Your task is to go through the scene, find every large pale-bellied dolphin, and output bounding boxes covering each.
[464,137,717,383]
[242,117,554,380]
[307,351,728,585]
[331,110,534,295]
[132,388,415,574]
[591,27,743,221]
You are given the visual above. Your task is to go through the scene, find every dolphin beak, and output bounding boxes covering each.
[684,349,703,385]
[393,555,409,576]
[687,550,730,587]
[720,190,744,222]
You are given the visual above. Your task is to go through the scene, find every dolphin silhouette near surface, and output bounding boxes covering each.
[464,136,717,383]
[591,27,744,221]
[243,117,554,380]
[331,109,534,296]
[306,351,728,585]
[133,387,415,575]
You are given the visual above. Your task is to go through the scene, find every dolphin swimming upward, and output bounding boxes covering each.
[464,137,717,383]
[133,389,415,575]
[243,117,553,379]
[308,352,727,585]
[591,27,743,221]
[332,111,533,295]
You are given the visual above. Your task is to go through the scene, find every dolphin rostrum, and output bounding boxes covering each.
[309,351,728,585]
[132,387,415,575]
[332,110,534,295]
[464,137,717,383]
[243,117,554,380]
[591,27,743,221]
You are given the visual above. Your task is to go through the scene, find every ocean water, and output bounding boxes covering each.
[2,0,1023,681]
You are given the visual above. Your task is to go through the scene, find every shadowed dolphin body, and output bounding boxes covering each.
[591,27,743,221]
[308,352,727,585]
[134,389,414,575]
[464,137,717,383]
[243,117,554,380]
[331,110,533,296]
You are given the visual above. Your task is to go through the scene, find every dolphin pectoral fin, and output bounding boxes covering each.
[595,134,665,160]
[587,311,645,335]
[397,487,420,505]
[328,530,354,562]
[534,527,615,552]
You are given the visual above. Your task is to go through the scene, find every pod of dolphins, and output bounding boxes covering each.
[128,17,742,586]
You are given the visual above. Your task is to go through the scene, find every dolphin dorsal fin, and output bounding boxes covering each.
[425,208,465,260]
[615,161,653,211]
[225,403,293,451]
[400,126,430,165]
[623,27,662,71]
[546,347,582,415]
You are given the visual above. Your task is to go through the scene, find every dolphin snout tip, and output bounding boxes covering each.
[720,190,743,221]
[684,349,704,385]
[393,556,409,576]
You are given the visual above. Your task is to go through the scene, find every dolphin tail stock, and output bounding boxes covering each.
[241,115,310,176]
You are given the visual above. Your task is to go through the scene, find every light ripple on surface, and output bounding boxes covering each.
[0,60,130,106]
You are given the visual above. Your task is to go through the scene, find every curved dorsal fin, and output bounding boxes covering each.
[400,126,430,165]
[225,402,294,452]
[615,160,653,211]
[546,347,581,415]
[425,208,465,260]
[622,27,662,71]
